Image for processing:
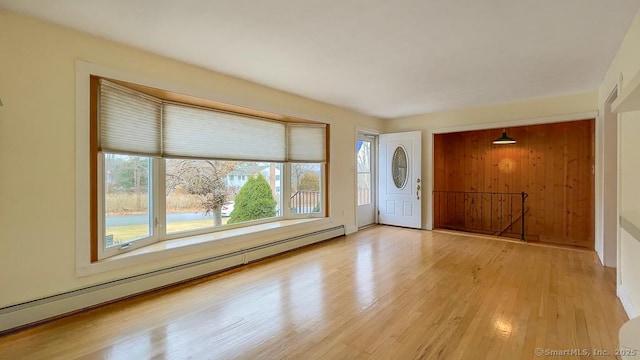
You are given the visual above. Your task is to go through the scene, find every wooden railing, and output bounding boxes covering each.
[290,190,321,214]
[433,191,529,241]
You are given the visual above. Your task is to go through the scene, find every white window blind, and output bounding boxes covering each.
[288,124,326,162]
[99,80,162,156]
[163,103,286,161]
[99,79,326,162]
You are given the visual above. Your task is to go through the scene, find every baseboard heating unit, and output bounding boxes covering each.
[0,225,345,334]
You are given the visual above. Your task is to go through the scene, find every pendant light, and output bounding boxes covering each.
[493,129,516,145]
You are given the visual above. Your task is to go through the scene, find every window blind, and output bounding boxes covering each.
[98,79,326,163]
[163,103,286,161]
[99,80,162,156]
[288,124,326,162]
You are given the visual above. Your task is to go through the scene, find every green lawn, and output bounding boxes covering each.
[107,218,230,243]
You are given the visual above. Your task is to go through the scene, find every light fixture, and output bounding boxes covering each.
[493,129,516,145]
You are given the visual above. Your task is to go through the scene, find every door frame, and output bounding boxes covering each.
[356,131,378,228]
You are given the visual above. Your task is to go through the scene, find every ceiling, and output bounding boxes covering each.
[1,0,639,119]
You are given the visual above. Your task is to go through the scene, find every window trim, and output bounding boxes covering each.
[84,64,329,262]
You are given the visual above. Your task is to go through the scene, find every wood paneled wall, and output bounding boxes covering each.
[433,119,595,248]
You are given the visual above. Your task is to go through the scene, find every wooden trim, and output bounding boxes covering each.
[324,124,331,217]
[89,76,99,262]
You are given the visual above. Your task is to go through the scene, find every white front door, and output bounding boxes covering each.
[378,131,422,229]
[357,133,376,228]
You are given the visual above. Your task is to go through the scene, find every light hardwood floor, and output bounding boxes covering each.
[0,226,628,359]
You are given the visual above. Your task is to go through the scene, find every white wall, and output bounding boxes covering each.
[0,10,383,309]
[599,10,640,317]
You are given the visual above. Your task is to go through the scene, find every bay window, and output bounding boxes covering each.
[92,78,327,260]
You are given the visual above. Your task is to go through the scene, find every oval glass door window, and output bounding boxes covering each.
[392,146,408,189]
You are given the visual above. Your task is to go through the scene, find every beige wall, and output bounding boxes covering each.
[384,92,598,230]
[0,11,383,307]
[600,11,640,213]
[599,11,640,315]
[1,5,637,319]
[384,92,597,133]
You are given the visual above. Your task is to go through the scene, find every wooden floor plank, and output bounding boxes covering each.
[0,226,628,360]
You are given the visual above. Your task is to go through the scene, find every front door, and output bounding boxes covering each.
[378,131,422,228]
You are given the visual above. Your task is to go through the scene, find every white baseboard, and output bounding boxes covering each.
[0,226,344,333]
[619,285,639,319]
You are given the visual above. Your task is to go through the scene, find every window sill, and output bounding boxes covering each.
[77,217,332,277]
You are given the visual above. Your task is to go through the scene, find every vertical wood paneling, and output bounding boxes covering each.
[433,136,445,227]
[433,119,595,248]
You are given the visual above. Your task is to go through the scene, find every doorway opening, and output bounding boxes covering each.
[432,120,595,248]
